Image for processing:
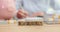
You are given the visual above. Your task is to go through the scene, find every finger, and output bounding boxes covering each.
[18,9,28,14]
[17,13,25,19]
[18,12,25,16]
[18,11,28,17]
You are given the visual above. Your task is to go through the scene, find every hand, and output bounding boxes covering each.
[32,11,44,17]
[17,9,28,19]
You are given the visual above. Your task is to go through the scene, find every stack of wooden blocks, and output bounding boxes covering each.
[18,17,44,26]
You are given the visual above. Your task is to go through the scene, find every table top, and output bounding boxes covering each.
[0,24,60,32]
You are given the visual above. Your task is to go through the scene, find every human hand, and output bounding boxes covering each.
[32,11,44,17]
[17,9,28,19]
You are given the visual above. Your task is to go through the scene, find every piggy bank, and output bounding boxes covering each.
[0,0,16,20]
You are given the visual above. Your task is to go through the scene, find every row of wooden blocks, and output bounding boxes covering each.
[18,21,43,26]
